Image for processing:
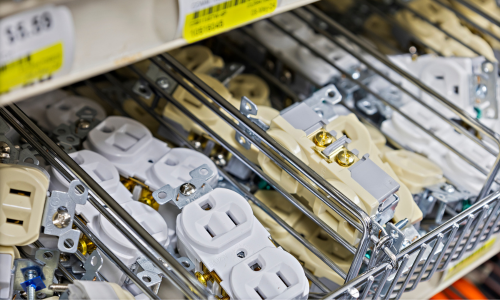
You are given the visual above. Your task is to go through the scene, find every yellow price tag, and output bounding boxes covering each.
[0,42,63,94]
[183,0,278,43]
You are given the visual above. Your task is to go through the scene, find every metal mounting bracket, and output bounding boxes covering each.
[42,181,88,253]
[152,164,214,209]
[235,96,269,150]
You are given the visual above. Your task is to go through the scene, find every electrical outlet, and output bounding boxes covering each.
[0,164,50,246]
[228,74,271,107]
[383,150,445,194]
[16,90,69,131]
[164,73,279,166]
[68,280,136,300]
[228,247,308,300]
[45,96,107,129]
[85,201,169,285]
[259,111,422,230]
[176,188,308,299]
[251,190,351,286]
[252,15,338,86]
[50,150,134,205]
[0,246,19,300]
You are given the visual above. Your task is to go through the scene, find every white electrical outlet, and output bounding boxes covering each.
[50,150,134,206]
[85,201,169,285]
[252,15,338,86]
[18,93,106,131]
[176,188,308,299]
[85,116,219,191]
[45,96,107,129]
[68,280,136,300]
[16,90,69,130]
[229,247,309,300]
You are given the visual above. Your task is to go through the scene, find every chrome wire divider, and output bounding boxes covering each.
[431,0,500,45]
[0,106,209,300]
[392,0,486,58]
[261,14,500,190]
[302,4,500,201]
[119,61,365,280]
[288,8,497,157]
[345,0,446,56]
[325,191,500,299]
[449,0,500,28]
[149,54,373,282]
[99,71,346,283]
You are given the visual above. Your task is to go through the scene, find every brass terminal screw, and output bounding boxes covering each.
[336,148,355,167]
[195,272,212,286]
[313,131,334,147]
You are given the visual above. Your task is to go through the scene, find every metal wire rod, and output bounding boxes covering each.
[0,106,207,300]
[152,55,371,281]
[451,0,500,28]
[115,67,357,274]
[215,35,302,103]
[394,0,485,58]
[264,15,500,190]
[433,0,500,45]
[303,5,500,201]
[32,241,76,283]
[98,72,350,279]
[347,0,446,56]
[304,269,331,293]
[290,9,498,157]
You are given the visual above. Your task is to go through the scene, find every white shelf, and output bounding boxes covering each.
[0,0,317,107]
[401,234,500,300]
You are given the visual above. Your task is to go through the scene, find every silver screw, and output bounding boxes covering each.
[77,119,91,130]
[0,141,11,160]
[180,183,196,196]
[395,218,409,230]
[475,84,488,99]
[482,62,494,73]
[52,206,71,229]
[24,270,38,300]
[347,287,360,299]
[156,77,170,90]
[212,153,227,167]
[440,184,455,194]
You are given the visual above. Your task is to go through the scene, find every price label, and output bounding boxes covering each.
[180,0,279,43]
[0,5,74,94]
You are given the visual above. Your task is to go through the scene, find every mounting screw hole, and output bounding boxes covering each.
[43,252,53,260]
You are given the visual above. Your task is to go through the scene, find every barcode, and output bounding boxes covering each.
[193,0,248,19]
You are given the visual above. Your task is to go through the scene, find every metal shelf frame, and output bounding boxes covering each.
[2,1,500,298]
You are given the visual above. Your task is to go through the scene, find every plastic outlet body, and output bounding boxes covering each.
[252,12,363,86]
[0,164,50,246]
[0,246,19,300]
[84,116,218,190]
[18,93,106,132]
[16,90,69,130]
[84,201,169,285]
[383,150,445,194]
[68,280,136,300]
[394,0,496,61]
[50,150,134,206]
[176,188,308,299]
[258,112,422,241]
[250,190,350,286]
[252,14,338,86]
[228,74,271,107]
[163,73,279,165]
